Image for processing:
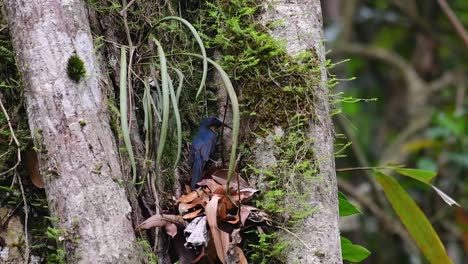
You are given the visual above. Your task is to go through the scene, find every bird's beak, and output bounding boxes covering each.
[222,123,232,130]
[210,124,231,132]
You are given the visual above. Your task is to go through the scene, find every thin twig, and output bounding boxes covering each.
[274,225,311,250]
[429,71,456,92]
[0,202,22,229]
[0,25,7,33]
[16,171,29,262]
[335,166,399,172]
[119,0,138,15]
[0,93,21,177]
[437,0,468,47]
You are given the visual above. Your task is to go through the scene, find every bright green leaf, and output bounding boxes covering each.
[394,168,437,184]
[338,192,362,217]
[374,171,453,264]
[341,236,371,262]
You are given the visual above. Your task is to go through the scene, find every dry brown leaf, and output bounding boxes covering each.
[178,197,205,214]
[165,223,178,238]
[226,214,240,225]
[249,210,271,224]
[206,195,228,264]
[178,190,199,203]
[221,196,236,210]
[218,201,228,220]
[231,188,259,203]
[135,214,184,231]
[183,208,203,220]
[236,247,248,264]
[220,230,230,263]
[137,218,168,231]
[198,178,222,193]
[212,169,249,189]
[213,185,227,195]
[240,205,259,226]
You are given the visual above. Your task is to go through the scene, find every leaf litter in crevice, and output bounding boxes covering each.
[136,168,266,263]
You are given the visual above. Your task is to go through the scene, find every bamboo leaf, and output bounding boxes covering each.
[119,47,137,183]
[394,168,437,184]
[374,170,453,264]
[393,168,460,206]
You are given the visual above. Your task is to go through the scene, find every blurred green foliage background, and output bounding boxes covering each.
[322,0,467,263]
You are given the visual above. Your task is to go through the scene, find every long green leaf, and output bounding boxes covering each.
[119,47,137,183]
[171,67,184,102]
[151,37,170,175]
[167,74,182,169]
[158,16,208,99]
[204,57,239,190]
[181,53,240,189]
[393,168,459,206]
[394,168,437,184]
[143,79,153,159]
[374,170,453,264]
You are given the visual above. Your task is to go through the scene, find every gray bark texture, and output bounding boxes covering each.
[4,0,142,263]
[261,1,342,263]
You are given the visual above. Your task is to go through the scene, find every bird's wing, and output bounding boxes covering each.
[199,132,217,162]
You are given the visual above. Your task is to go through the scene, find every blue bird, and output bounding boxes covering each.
[190,117,224,189]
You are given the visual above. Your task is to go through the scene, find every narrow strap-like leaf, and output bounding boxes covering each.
[119,47,137,183]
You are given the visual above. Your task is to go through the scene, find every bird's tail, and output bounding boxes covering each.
[191,154,204,189]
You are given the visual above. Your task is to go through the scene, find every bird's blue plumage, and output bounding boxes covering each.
[190,117,223,189]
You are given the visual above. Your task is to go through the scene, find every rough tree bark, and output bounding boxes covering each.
[4,0,142,263]
[261,1,342,263]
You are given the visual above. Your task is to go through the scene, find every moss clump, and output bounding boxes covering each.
[193,0,321,132]
[67,54,86,82]
[79,120,86,127]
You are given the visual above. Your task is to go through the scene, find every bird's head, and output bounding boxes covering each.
[200,116,224,132]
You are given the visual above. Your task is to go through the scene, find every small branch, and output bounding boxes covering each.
[379,114,431,165]
[119,0,138,16]
[274,225,311,250]
[437,0,468,47]
[173,167,182,199]
[335,43,425,97]
[0,93,21,177]
[455,80,466,115]
[0,25,7,33]
[335,43,415,79]
[0,202,22,229]
[16,171,30,263]
[336,166,390,172]
[429,71,456,92]
[338,0,359,43]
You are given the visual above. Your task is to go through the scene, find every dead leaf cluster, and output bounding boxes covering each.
[135,169,270,263]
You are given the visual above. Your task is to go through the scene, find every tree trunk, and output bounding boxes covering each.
[261,1,342,263]
[4,0,142,263]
